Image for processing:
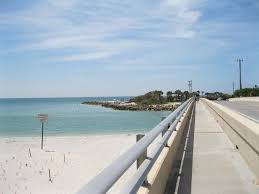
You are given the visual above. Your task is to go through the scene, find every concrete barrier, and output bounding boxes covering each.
[137,101,194,194]
[201,98,259,180]
[229,97,259,102]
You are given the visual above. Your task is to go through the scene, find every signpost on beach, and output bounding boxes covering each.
[37,114,48,150]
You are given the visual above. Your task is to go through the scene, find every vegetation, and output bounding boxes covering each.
[130,90,165,105]
[183,91,191,101]
[130,90,193,105]
[174,90,182,101]
[166,91,173,102]
[129,85,259,104]
[205,92,232,100]
[234,87,259,97]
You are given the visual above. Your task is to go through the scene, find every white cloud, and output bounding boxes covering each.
[56,51,115,62]
[0,0,204,61]
[47,0,80,9]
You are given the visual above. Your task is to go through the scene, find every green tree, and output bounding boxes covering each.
[166,91,173,102]
[234,88,259,97]
[183,91,190,100]
[174,90,182,101]
[130,90,165,105]
[154,91,164,103]
[205,92,231,100]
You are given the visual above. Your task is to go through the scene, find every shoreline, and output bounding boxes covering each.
[0,133,138,194]
[0,131,141,138]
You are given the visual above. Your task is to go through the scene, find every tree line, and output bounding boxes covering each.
[234,86,259,97]
[205,86,259,100]
[130,90,197,105]
[130,85,259,105]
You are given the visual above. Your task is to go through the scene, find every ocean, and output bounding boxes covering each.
[0,97,170,136]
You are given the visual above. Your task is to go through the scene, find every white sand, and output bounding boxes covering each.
[0,134,137,194]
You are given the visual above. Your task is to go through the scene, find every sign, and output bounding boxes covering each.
[37,114,48,150]
[38,114,48,122]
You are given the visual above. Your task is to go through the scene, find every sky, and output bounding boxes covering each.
[0,0,259,98]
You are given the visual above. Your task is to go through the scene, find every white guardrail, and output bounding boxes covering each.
[77,98,194,194]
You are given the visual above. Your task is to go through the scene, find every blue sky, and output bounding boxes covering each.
[0,0,259,98]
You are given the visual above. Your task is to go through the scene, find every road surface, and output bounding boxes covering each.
[216,100,259,122]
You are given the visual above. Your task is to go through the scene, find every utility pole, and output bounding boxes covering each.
[232,81,235,95]
[237,59,243,90]
[188,80,192,93]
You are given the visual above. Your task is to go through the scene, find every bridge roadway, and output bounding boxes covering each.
[165,101,259,194]
[216,100,259,123]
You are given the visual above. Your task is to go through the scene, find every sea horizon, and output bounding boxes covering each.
[0,95,134,100]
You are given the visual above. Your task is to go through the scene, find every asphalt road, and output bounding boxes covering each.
[216,101,259,122]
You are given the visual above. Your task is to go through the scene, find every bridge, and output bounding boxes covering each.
[77,97,259,194]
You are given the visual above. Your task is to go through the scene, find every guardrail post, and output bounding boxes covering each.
[136,134,150,187]
[136,134,147,169]
[161,117,170,136]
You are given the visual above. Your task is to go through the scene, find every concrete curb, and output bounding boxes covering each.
[229,97,259,102]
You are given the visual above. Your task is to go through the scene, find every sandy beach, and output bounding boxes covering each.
[0,134,137,194]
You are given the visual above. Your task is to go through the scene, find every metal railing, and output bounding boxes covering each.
[77,98,194,194]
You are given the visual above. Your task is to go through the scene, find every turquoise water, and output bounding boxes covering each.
[0,97,170,136]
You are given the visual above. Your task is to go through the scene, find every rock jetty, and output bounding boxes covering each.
[81,101,180,111]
